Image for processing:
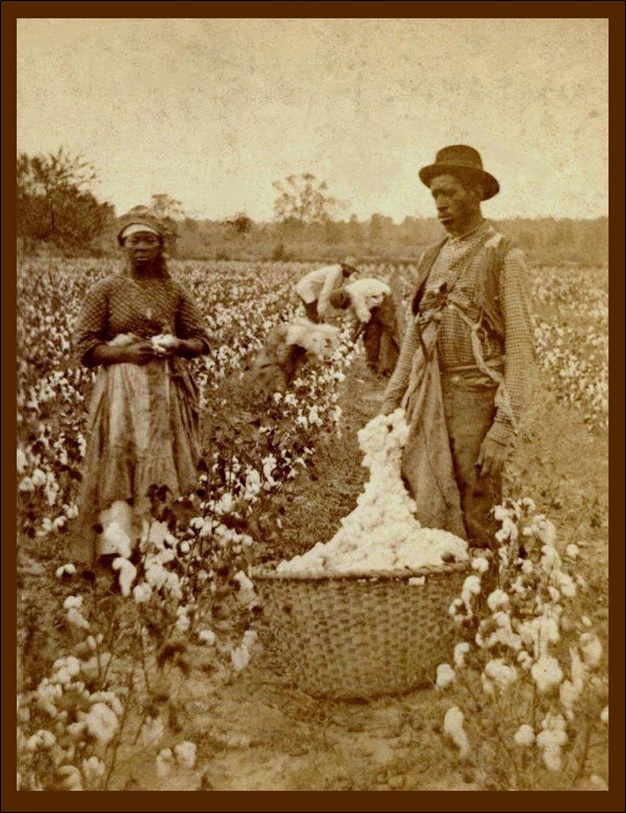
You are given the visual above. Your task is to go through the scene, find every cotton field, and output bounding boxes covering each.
[16,259,609,792]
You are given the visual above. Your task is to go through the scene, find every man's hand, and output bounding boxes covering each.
[476,436,508,478]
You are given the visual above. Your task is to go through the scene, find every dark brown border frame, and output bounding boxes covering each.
[3,3,624,811]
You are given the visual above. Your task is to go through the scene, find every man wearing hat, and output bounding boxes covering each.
[381,145,534,548]
[295,257,359,323]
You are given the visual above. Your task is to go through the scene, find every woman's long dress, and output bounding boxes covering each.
[71,270,210,562]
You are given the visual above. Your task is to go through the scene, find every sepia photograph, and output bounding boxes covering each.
[11,7,618,799]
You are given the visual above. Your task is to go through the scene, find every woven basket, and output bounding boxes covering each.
[252,562,468,700]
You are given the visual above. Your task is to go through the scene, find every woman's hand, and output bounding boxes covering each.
[151,334,207,359]
[150,334,180,355]
[90,335,207,366]
[90,341,157,367]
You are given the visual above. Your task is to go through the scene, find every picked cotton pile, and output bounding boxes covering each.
[277,409,468,576]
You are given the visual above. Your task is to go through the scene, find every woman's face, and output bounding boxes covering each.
[123,231,162,266]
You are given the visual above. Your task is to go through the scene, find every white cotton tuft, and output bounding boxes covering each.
[514,724,535,747]
[487,589,509,612]
[174,741,197,769]
[435,663,455,689]
[443,706,470,758]
[579,633,602,667]
[454,642,470,668]
[276,410,467,575]
[112,557,137,597]
[531,655,564,694]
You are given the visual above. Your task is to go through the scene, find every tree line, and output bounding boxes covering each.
[17,150,608,267]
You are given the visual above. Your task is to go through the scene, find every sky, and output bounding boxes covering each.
[17,17,608,223]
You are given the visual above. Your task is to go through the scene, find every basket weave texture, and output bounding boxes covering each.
[253,563,468,700]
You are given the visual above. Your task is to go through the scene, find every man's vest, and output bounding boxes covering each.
[410,231,515,342]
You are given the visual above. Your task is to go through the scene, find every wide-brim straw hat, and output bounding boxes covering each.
[418,145,500,201]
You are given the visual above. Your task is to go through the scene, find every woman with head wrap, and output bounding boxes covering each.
[71,209,211,568]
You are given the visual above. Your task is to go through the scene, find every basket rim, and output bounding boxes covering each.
[250,560,469,582]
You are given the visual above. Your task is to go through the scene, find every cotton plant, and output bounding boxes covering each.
[434,498,608,790]
[18,535,218,792]
[16,627,128,790]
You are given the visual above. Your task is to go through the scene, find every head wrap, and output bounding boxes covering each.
[116,209,166,245]
[119,223,161,240]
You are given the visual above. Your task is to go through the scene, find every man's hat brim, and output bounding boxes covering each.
[418,164,500,201]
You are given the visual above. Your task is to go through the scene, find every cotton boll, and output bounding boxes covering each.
[531,656,564,694]
[198,629,216,645]
[483,658,518,689]
[454,642,470,668]
[81,702,119,746]
[535,518,557,547]
[156,748,174,778]
[112,557,137,597]
[461,575,481,604]
[436,664,456,689]
[56,765,83,791]
[579,633,602,667]
[541,744,563,772]
[558,572,577,597]
[81,756,106,788]
[133,582,153,604]
[514,724,535,747]
[174,741,197,769]
[443,706,470,758]
[100,522,132,559]
[471,556,490,574]
[487,589,509,612]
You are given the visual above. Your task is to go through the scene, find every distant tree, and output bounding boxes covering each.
[347,214,364,246]
[223,211,254,237]
[149,193,185,221]
[272,173,341,224]
[324,219,342,245]
[17,147,113,252]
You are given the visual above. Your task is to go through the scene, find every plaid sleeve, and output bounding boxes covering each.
[486,248,535,446]
[380,313,420,414]
[72,279,110,366]
[175,288,211,352]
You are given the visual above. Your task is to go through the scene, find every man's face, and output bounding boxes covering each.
[429,174,482,236]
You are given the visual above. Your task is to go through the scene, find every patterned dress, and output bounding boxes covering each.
[71,269,210,562]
